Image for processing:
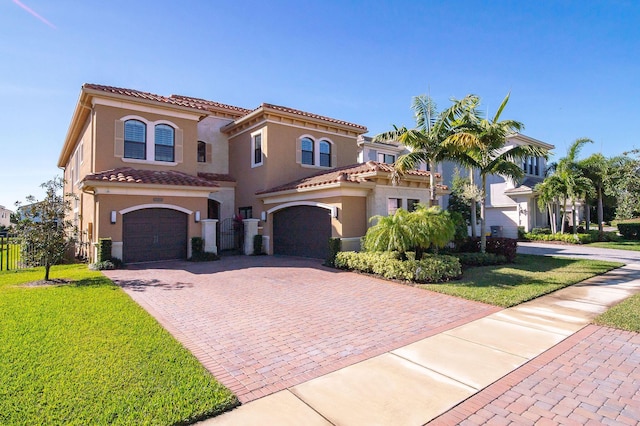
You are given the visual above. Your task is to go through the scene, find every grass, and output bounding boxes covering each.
[594,293,640,332]
[0,264,238,425]
[588,239,640,252]
[419,254,622,307]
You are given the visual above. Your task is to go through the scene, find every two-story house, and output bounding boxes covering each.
[58,84,444,262]
[0,205,12,229]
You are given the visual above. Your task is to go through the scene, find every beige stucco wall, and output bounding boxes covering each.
[196,116,234,175]
[92,104,199,175]
[229,121,360,220]
[367,184,431,223]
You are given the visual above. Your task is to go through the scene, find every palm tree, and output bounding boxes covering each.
[579,153,610,238]
[444,93,547,253]
[548,138,594,234]
[534,174,566,234]
[373,95,468,205]
[364,209,415,255]
[410,204,455,255]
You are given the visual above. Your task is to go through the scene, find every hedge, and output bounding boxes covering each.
[523,230,620,244]
[455,237,518,262]
[334,251,461,283]
[618,223,640,240]
[455,252,507,267]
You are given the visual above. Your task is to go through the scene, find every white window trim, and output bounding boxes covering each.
[298,135,335,169]
[251,129,264,168]
[120,115,178,164]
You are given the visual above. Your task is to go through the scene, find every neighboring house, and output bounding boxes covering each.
[440,133,556,238]
[0,205,12,228]
[58,84,444,262]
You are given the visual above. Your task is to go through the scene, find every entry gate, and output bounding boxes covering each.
[218,217,244,253]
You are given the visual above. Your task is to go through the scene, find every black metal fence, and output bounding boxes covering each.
[0,234,39,271]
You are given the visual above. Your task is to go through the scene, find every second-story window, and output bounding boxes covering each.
[197,141,206,163]
[252,133,263,167]
[378,153,396,164]
[301,137,314,165]
[154,124,175,162]
[319,140,331,167]
[124,120,146,160]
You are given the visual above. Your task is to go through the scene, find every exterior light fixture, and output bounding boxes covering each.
[195,211,201,222]
[110,211,117,224]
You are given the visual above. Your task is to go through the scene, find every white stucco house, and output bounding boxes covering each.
[0,205,12,228]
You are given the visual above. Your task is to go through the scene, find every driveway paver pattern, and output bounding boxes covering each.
[430,324,640,426]
[105,256,499,402]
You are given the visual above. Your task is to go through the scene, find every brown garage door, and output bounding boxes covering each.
[273,205,331,259]
[123,208,188,263]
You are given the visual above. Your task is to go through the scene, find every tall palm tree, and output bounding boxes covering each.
[444,93,547,253]
[579,153,610,238]
[373,95,468,204]
[548,138,594,233]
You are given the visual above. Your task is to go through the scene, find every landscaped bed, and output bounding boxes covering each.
[419,254,622,307]
[0,264,237,425]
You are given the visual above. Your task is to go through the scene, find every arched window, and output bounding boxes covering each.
[155,124,175,162]
[301,137,314,165]
[197,141,206,163]
[124,120,146,159]
[319,140,331,167]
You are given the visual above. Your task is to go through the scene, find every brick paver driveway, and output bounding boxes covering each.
[105,256,499,402]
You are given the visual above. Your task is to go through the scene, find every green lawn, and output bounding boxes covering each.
[0,264,237,425]
[588,240,640,252]
[419,254,622,307]
[594,293,640,332]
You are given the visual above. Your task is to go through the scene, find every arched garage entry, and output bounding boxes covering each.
[272,205,332,259]
[122,208,188,263]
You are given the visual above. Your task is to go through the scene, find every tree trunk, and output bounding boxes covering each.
[597,186,604,239]
[572,200,578,235]
[429,161,436,206]
[44,262,51,281]
[469,167,477,238]
[585,203,591,231]
[560,197,568,234]
[480,175,487,254]
[547,204,555,234]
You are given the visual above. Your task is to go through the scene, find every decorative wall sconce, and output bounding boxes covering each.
[261,211,266,221]
[110,211,117,224]
[195,211,201,223]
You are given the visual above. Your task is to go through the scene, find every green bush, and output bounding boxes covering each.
[97,238,112,262]
[335,251,461,283]
[523,232,593,244]
[455,237,518,262]
[89,260,116,270]
[455,252,507,267]
[530,227,552,235]
[189,237,219,262]
[325,238,342,267]
[517,226,525,240]
[618,222,640,240]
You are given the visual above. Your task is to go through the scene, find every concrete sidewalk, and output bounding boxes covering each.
[204,258,640,425]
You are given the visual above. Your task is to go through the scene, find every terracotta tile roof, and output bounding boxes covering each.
[259,103,367,131]
[198,172,236,183]
[83,84,209,112]
[170,94,252,115]
[84,168,219,187]
[257,161,440,195]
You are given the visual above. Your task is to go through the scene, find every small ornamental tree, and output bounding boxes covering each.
[15,176,77,281]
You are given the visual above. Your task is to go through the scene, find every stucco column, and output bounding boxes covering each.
[243,219,259,255]
[201,219,218,254]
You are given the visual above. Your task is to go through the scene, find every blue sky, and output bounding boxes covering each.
[1,0,639,209]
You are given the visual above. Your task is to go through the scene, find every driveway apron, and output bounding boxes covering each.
[104,255,498,403]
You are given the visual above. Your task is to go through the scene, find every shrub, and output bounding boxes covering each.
[530,227,551,235]
[97,238,112,262]
[454,237,518,262]
[189,236,219,262]
[455,252,507,267]
[523,232,594,244]
[517,226,525,240]
[325,238,341,267]
[618,222,640,240]
[253,234,264,255]
[334,251,461,283]
[89,260,116,270]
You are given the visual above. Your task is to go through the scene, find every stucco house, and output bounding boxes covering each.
[0,205,12,228]
[439,133,556,238]
[58,84,443,262]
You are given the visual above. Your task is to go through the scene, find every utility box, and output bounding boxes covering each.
[490,225,503,238]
